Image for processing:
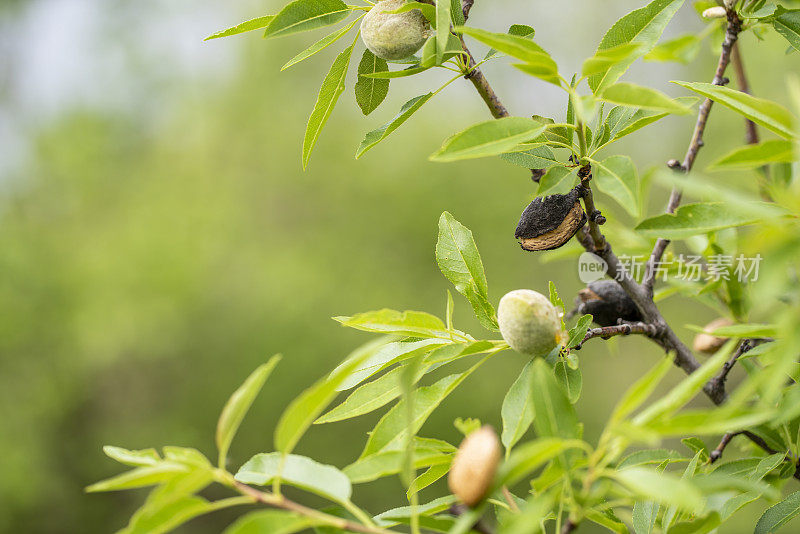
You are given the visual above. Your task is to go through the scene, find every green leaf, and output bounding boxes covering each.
[588,0,686,92]
[436,0,451,64]
[503,493,554,534]
[673,81,797,139]
[586,509,628,534]
[485,24,535,59]
[593,155,641,217]
[582,43,643,77]
[216,356,281,468]
[281,18,359,70]
[644,34,701,64]
[316,363,424,424]
[86,463,188,493]
[756,491,800,534]
[235,453,352,504]
[599,82,691,114]
[618,449,686,469]
[501,360,535,451]
[436,211,497,330]
[457,26,554,65]
[362,65,431,78]
[302,41,355,168]
[567,314,593,348]
[773,8,800,53]
[554,361,582,404]
[355,49,389,115]
[633,345,732,425]
[632,499,659,534]
[430,117,545,162]
[335,309,449,338]
[334,338,444,390]
[537,166,577,196]
[383,1,435,22]
[205,16,275,40]
[356,93,434,158]
[610,356,673,423]
[103,446,161,467]
[530,359,580,439]
[635,202,774,239]
[681,437,709,462]
[223,510,320,534]
[667,512,721,534]
[264,0,351,39]
[274,341,375,454]
[613,467,704,513]
[407,462,451,499]
[686,322,777,338]
[344,440,453,483]
[495,437,587,487]
[601,97,698,145]
[500,145,562,170]
[708,140,796,171]
[360,359,486,457]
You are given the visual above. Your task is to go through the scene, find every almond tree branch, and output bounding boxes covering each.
[459,0,545,181]
[233,481,396,534]
[571,322,659,350]
[643,10,742,294]
[730,42,759,145]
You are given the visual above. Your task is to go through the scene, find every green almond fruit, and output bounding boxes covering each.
[498,289,565,357]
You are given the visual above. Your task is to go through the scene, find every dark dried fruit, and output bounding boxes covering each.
[515,187,587,251]
[573,280,642,327]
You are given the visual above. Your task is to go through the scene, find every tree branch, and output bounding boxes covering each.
[458,0,545,181]
[233,482,395,534]
[730,42,759,145]
[561,518,579,534]
[642,10,742,294]
[572,322,659,350]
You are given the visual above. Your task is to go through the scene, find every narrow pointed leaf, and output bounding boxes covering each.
[593,155,641,217]
[356,93,434,158]
[773,8,800,53]
[216,355,281,467]
[303,42,355,168]
[635,202,777,239]
[755,491,800,534]
[281,18,359,70]
[264,0,351,39]
[274,341,375,453]
[205,16,275,40]
[708,139,796,171]
[430,118,545,162]
[673,81,796,139]
[501,360,535,451]
[588,0,686,92]
[223,511,320,534]
[436,211,497,330]
[599,82,691,114]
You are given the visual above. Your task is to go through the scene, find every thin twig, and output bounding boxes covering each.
[642,10,742,294]
[730,42,759,145]
[710,431,741,463]
[572,322,659,350]
[234,482,395,534]
[459,0,544,181]
[502,486,521,513]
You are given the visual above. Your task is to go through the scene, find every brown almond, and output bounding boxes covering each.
[448,426,501,507]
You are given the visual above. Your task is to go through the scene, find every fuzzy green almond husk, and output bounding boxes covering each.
[498,289,566,357]
[360,0,430,61]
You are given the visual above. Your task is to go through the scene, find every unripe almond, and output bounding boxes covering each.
[498,289,566,357]
[702,6,727,18]
[693,317,733,354]
[360,0,430,60]
[448,426,501,507]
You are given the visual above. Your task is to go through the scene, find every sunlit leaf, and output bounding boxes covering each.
[264,0,351,39]
[216,355,281,467]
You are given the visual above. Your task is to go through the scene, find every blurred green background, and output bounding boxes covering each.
[0,1,798,532]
